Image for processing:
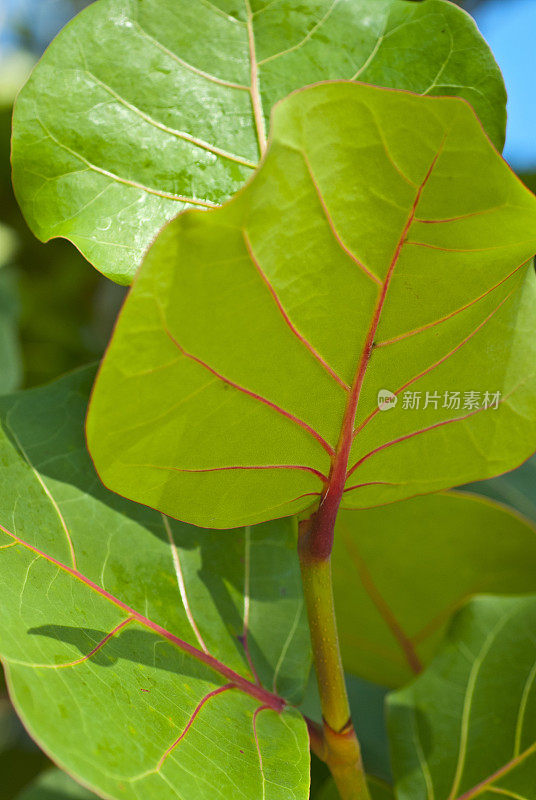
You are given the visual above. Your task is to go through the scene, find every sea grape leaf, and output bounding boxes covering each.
[464,455,536,525]
[333,492,536,688]
[0,367,310,800]
[16,769,98,800]
[11,0,506,283]
[388,594,536,800]
[87,81,536,529]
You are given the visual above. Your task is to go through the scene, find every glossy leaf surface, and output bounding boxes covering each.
[0,367,310,800]
[87,82,536,528]
[11,0,506,282]
[333,492,536,687]
[389,595,536,800]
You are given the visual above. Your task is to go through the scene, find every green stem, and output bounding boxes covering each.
[299,520,371,800]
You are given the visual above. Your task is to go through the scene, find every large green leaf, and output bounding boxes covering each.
[333,492,536,688]
[16,769,98,800]
[11,0,506,283]
[0,367,310,800]
[388,595,536,800]
[87,81,536,529]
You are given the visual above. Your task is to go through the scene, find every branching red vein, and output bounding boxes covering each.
[347,405,485,479]
[9,617,135,670]
[406,239,536,253]
[300,151,383,286]
[157,684,235,771]
[134,462,328,482]
[304,139,447,559]
[163,326,335,456]
[353,288,515,440]
[243,229,350,391]
[414,204,508,224]
[342,481,402,495]
[0,522,285,712]
[69,616,132,664]
[375,260,526,348]
[348,372,526,479]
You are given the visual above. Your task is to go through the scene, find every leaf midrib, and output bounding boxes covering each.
[310,133,449,548]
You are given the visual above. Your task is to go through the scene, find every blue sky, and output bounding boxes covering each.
[1,0,535,170]
[473,0,536,170]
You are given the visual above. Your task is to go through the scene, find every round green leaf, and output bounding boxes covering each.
[87,81,536,528]
[0,367,310,800]
[333,492,536,687]
[11,0,506,282]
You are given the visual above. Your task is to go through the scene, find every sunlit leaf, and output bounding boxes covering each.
[389,595,536,800]
[87,81,536,528]
[0,367,310,800]
[11,0,506,282]
[333,492,536,687]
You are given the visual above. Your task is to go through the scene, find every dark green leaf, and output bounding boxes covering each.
[333,492,536,687]
[12,0,506,282]
[389,595,536,800]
